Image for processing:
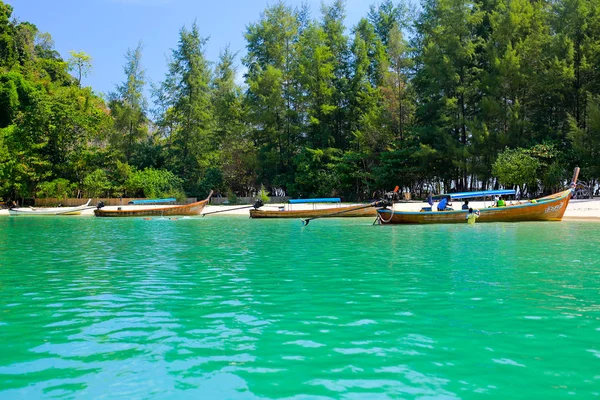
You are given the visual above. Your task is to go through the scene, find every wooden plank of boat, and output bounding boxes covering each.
[93,191,213,217]
[8,199,92,216]
[377,189,573,224]
[250,204,378,219]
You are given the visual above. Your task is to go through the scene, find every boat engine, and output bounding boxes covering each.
[376,199,393,209]
[96,201,105,210]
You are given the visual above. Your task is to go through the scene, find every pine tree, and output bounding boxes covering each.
[243,2,302,187]
[297,22,335,149]
[212,46,256,193]
[321,0,352,148]
[154,22,214,195]
[414,0,484,189]
[109,42,148,163]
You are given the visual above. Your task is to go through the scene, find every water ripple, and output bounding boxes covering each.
[0,218,599,398]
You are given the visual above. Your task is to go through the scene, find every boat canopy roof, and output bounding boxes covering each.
[432,189,516,200]
[128,198,176,205]
[289,198,341,204]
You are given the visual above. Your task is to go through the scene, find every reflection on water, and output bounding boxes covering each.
[0,217,599,398]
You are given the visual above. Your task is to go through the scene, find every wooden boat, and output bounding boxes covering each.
[8,199,92,216]
[250,203,378,219]
[377,168,579,224]
[93,191,212,217]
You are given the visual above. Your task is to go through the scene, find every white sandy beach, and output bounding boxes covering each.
[3,198,599,219]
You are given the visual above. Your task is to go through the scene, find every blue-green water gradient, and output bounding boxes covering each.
[0,217,599,399]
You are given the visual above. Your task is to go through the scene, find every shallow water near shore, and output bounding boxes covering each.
[0,216,599,399]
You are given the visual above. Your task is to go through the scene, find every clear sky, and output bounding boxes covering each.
[8,0,375,99]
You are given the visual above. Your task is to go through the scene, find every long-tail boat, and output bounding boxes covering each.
[250,204,378,218]
[8,199,93,216]
[249,197,378,219]
[376,168,579,224]
[93,191,213,217]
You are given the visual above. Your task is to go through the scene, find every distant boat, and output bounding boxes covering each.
[9,199,92,216]
[377,168,579,224]
[250,198,378,218]
[93,191,212,218]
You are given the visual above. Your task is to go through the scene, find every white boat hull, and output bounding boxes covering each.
[8,200,92,216]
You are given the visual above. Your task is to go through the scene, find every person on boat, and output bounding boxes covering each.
[462,200,469,210]
[437,196,451,211]
[497,196,506,207]
[466,208,480,224]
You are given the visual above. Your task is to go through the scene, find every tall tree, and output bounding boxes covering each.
[368,0,412,47]
[212,46,256,193]
[244,2,302,187]
[343,19,388,198]
[0,2,16,69]
[414,0,484,190]
[297,22,335,149]
[551,0,600,129]
[321,0,351,148]
[348,18,388,154]
[67,50,92,88]
[381,21,414,144]
[568,94,600,181]
[109,42,148,163]
[154,22,214,195]
[14,21,37,73]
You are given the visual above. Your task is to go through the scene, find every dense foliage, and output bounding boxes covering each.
[0,0,598,202]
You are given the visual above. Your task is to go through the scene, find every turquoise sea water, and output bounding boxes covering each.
[0,216,599,399]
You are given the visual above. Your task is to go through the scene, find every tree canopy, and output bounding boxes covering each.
[0,0,598,203]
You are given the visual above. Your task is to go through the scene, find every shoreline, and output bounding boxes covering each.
[1,198,599,220]
[562,216,600,222]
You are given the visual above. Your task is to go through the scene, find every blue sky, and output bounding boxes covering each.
[8,0,375,99]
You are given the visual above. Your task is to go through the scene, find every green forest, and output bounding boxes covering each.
[0,0,599,203]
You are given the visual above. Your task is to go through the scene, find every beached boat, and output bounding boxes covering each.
[377,169,579,224]
[93,192,212,217]
[250,197,379,219]
[250,204,378,219]
[8,199,93,216]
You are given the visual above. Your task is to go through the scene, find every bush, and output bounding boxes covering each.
[124,168,184,199]
[36,178,75,198]
[258,184,270,203]
[292,147,343,198]
[83,169,112,197]
[492,148,540,194]
[227,189,238,205]
[197,167,224,198]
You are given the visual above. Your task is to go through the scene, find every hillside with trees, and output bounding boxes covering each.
[0,0,598,203]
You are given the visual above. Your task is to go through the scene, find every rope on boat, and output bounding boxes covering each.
[377,202,395,224]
